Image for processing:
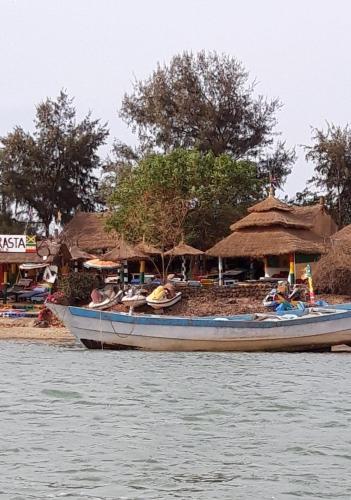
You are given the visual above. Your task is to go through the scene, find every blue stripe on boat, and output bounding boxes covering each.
[69,306,351,329]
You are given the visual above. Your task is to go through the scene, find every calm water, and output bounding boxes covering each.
[0,342,351,500]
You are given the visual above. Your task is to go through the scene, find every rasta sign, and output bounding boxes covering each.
[0,235,36,253]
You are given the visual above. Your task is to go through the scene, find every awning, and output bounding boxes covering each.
[19,263,48,270]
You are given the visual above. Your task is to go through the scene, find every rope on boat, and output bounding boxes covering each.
[99,310,104,350]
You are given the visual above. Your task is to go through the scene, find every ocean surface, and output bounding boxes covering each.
[0,341,350,500]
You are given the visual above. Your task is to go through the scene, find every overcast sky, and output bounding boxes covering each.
[1,0,350,196]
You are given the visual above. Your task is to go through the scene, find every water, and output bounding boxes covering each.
[0,342,351,500]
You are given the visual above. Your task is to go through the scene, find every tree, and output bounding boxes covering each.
[120,51,282,158]
[1,91,109,236]
[305,123,351,226]
[107,149,263,249]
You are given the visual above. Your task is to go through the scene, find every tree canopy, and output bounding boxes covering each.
[0,91,108,235]
[305,123,351,226]
[107,149,263,249]
[120,51,281,158]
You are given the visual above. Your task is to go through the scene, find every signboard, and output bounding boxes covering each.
[0,235,36,253]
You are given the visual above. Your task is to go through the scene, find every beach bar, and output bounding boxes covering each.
[207,194,337,282]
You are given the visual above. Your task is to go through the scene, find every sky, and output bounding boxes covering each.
[1,0,350,197]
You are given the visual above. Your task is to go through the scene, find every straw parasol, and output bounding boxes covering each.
[102,239,148,262]
[164,242,204,257]
[84,259,120,270]
[69,246,96,261]
[135,239,162,256]
[165,242,203,281]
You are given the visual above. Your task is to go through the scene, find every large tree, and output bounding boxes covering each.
[305,123,351,226]
[107,149,262,249]
[121,51,281,158]
[1,91,109,235]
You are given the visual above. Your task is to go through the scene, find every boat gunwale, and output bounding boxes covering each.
[68,304,351,329]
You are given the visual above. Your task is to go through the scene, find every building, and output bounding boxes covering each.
[206,195,337,280]
[59,212,118,252]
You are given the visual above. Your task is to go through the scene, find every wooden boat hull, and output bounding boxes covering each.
[47,303,351,352]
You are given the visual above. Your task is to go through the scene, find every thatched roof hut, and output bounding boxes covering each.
[314,243,351,295]
[0,241,71,265]
[331,225,351,247]
[207,196,337,259]
[59,212,118,252]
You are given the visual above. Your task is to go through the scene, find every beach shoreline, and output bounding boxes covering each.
[0,318,74,344]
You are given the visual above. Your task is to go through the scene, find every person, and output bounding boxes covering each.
[163,274,176,299]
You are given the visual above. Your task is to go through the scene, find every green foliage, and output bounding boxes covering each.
[0,90,109,235]
[58,272,99,305]
[108,148,263,249]
[121,51,281,158]
[108,52,294,196]
[305,123,351,226]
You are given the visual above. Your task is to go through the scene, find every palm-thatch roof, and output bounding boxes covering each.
[230,210,312,231]
[207,196,337,258]
[59,212,118,251]
[135,240,162,255]
[331,225,351,246]
[165,242,204,256]
[102,240,148,262]
[0,241,72,264]
[69,246,96,261]
[0,252,44,264]
[207,227,328,258]
[248,196,293,213]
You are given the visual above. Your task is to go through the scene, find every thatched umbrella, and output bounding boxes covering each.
[103,240,147,261]
[102,239,148,284]
[69,246,96,261]
[135,241,161,255]
[69,246,96,273]
[165,242,203,281]
[134,239,162,283]
[83,258,120,270]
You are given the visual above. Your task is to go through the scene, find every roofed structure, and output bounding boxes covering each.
[207,196,337,258]
[165,242,204,257]
[103,239,148,262]
[0,241,72,264]
[331,224,351,245]
[59,212,118,252]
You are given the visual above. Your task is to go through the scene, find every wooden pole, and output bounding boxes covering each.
[288,253,295,286]
[140,260,145,284]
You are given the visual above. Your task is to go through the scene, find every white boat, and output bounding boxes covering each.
[121,294,147,309]
[47,302,351,352]
[146,291,182,310]
[88,289,123,310]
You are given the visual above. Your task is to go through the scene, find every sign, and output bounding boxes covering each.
[0,235,36,253]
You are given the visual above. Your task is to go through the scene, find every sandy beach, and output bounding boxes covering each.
[0,318,74,344]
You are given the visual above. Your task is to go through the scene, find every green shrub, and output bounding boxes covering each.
[58,272,99,305]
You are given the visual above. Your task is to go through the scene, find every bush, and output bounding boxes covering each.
[58,272,100,305]
[314,244,351,295]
